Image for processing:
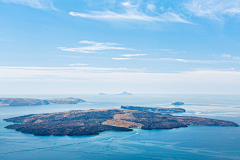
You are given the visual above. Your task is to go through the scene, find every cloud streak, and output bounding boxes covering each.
[112,58,131,60]
[121,54,147,57]
[185,0,240,20]
[222,54,240,60]
[69,2,191,24]
[69,63,88,66]
[159,58,188,63]
[0,0,57,10]
[58,40,135,53]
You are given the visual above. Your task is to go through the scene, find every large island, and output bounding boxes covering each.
[4,107,239,136]
[0,97,85,106]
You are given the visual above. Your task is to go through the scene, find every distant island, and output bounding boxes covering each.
[98,93,107,95]
[0,97,85,106]
[117,91,133,95]
[121,106,186,113]
[172,102,184,105]
[4,107,238,136]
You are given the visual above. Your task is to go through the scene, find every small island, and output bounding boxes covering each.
[4,107,239,136]
[98,93,107,95]
[117,91,133,95]
[0,97,85,106]
[121,106,186,113]
[172,102,184,105]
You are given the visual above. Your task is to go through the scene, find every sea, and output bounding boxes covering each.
[0,94,240,160]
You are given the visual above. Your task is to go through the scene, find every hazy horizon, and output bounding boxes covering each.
[1,0,240,94]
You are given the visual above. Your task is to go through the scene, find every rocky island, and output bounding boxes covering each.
[98,93,107,95]
[172,102,184,105]
[0,97,85,106]
[121,106,186,113]
[117,91,133,95]
[4,107,239,136]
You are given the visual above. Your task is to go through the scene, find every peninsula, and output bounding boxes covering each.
[0,97,85,106]
[4,107,238,136]
[121,106,186,113]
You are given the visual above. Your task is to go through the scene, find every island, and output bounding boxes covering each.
[4,107,238,136]
[0,97,85,106]
[117,91,133,95]
[172,102,184,105]
[121,106,186,113]
[98,93,107,95]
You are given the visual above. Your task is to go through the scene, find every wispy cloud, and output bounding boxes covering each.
[147,3,156,12]
[157,49,186,54]
[112,58,131,60]
[222,54,232,58]
[121,54,147,57]
[69,2,191,24]
[222,54,240,60]
[159,58,188,63]
[58,40,135,53]
[69,63,88,66]
[185,0,240,20]
[0,0,57,10]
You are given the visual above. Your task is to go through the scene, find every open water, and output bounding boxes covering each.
[0,94,240,160]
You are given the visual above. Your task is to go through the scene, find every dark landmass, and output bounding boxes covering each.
[0,97,85,106]
[98,93,107,95]
[172,102,184,105]
[121,106,186,113]
[4,108,238,136]
[117,91,133,95]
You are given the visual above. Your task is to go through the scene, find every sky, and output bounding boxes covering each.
[0,0,240,94]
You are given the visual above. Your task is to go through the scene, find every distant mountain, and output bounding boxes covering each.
[117,91,133,95]
[98,93,107,95]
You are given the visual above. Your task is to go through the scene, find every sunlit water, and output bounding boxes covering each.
[0,94,240,160]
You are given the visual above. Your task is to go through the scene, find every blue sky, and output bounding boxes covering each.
[1,0,240,94]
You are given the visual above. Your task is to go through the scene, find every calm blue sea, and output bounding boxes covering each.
[0,94,240,160]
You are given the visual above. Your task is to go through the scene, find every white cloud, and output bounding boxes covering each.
[233,56,240,60]
[112,58,131,60]
[222,54,232,58]
[159,58,188,63]
[0,0,57,10]
[69,63,88,66]
[158,49,186,54]
[121,54,147,57]
[58,40,135,53]
[121,1,131,7]
[222,54,240,60]
[185,0,240,20]
[176,59,188,63]
[147,3,156,11]
[69,2,191,24]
